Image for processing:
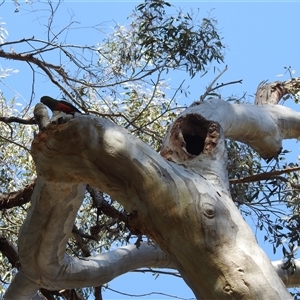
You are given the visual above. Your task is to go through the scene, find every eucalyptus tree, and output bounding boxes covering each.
[1,1,300,299]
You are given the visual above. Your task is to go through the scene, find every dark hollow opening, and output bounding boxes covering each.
[180,114,208,156]
[183,134,205,155]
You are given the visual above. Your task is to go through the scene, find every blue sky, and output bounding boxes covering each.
[1,1,300,299]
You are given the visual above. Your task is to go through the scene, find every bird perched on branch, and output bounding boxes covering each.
[40,96,81,114]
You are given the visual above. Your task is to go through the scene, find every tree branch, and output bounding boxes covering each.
[0,181,35,209]
[0,233,81,299]
[162,98,300,159]
[0,49,82,108]
[254,77,300,105]
[87,185,145,236]
[198,65,228,102]
[0,235,19,269]
[193,66,241,104]
[5,105,295,299]
[0,116,36,125]
[230,166,300,186]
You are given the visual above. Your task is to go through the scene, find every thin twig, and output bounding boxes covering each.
[0,116,36,125]
[230,166,300,186]
[0,135,31,153]
[132,268,181,278]
[199,65,228,102]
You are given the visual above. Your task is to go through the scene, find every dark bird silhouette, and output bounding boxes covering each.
[40,96,81,114]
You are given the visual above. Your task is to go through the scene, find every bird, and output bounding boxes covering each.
[40,96,81,114]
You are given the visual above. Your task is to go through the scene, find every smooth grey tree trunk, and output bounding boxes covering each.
[6,99,300,299]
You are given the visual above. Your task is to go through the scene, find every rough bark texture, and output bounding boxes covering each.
[5,99,300,299]
[254,81,287,105]
[254,77,300,105]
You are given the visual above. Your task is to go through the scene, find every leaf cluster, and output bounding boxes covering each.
[132,0,224,78]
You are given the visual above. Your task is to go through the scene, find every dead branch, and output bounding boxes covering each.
[196,65,228,103]
[191,66,242,105]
